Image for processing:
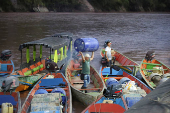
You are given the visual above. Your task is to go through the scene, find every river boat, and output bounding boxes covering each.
[0,92,21,113]
[65,59,105,106]
[139,58,170,89]
[11,33,73,91]
[21,72,72,113]
[0,50,15,87]
[100,48,139,75]
[82,49,152,113]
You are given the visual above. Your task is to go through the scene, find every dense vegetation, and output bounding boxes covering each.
[0,0,170,12]
[0,0,81,12]
[0,0,15,12]
[88,0,170,12]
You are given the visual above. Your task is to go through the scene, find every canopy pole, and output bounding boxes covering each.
[64,46,67,58]
[33,45,36,62]
[50,48,51,60]
[60,47,63,60]
[26,46,30,64]
[40,45,42,61]
[54,50,58,63]
[20,50,22,69]
[71,41,72,51]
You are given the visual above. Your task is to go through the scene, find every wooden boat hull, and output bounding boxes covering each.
[140,59,170,89]
[0,60,15,76]
[0,92,21,113]
[65,60,105,106]
[100,66,151,94]
[71,85,101,106]
[0,60,15,87]
[100,48,139,74]
[21,72,72,113]
[14,74,44,92]
[82,95,127,113]
[11,33,73,92]
[82,49,152,113]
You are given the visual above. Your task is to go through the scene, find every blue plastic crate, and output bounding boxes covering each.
[126,97,143,108]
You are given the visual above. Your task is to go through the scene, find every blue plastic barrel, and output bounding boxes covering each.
[119,77,131,84]
[105,78,119,87]
[51,88,66,105]
[74,38,99,52]
[34,89,48,95]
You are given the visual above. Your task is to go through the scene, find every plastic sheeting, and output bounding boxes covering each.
[125,78,170,113]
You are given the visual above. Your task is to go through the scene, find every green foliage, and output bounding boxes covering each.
[16,0,80,12]
[17,0,44,11]
[0,0,170,12]
[41,0,81,12]
[89,0,170,12]
[0,0,15,12]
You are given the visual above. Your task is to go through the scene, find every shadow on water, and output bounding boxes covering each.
[72,97,87,113]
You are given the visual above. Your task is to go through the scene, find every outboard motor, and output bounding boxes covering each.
[149,73,161,86]
[1,76,19,94]
[103,84,122,98]
[101,57,107,66]
[0,50,12,61]
[45,59,65,72]
[45,61,59,72]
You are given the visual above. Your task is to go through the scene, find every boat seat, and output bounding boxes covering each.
[126,97,143,108]
[102,68,123,76]
[103,100,113,103]
[39,78,65,87]
[0,73,8,76]
[0,95,17,106]
[0,64,12,73]
[86,92,101,99]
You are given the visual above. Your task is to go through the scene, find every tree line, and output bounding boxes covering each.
[0,0,170,12]
[88,0,170,12]
[0,0,81,12]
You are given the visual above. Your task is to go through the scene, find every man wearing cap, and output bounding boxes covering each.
[105,41,112,67]
[145,51,155,62]
[105,41,116,74]
[79,51,94,92]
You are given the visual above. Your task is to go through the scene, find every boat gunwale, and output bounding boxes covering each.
[65,59,105,106]
[20,72,72,113]
[139,58,170,89]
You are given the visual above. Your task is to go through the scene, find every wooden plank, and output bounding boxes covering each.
[71,76,84,84]
[141,69,167,71]
[78,88,102,91]
[142,63,162,65]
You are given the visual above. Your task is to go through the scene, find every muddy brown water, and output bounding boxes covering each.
[0,13,170,112]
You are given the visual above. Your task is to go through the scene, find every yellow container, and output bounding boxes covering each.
[103,100,113,104]
[2,103,13,113]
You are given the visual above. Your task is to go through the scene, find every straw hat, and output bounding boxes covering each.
[85,54,90,57]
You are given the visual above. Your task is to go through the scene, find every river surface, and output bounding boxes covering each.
[0,12,170,113]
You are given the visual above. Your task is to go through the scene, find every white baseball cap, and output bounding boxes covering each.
[85,54,90,57]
